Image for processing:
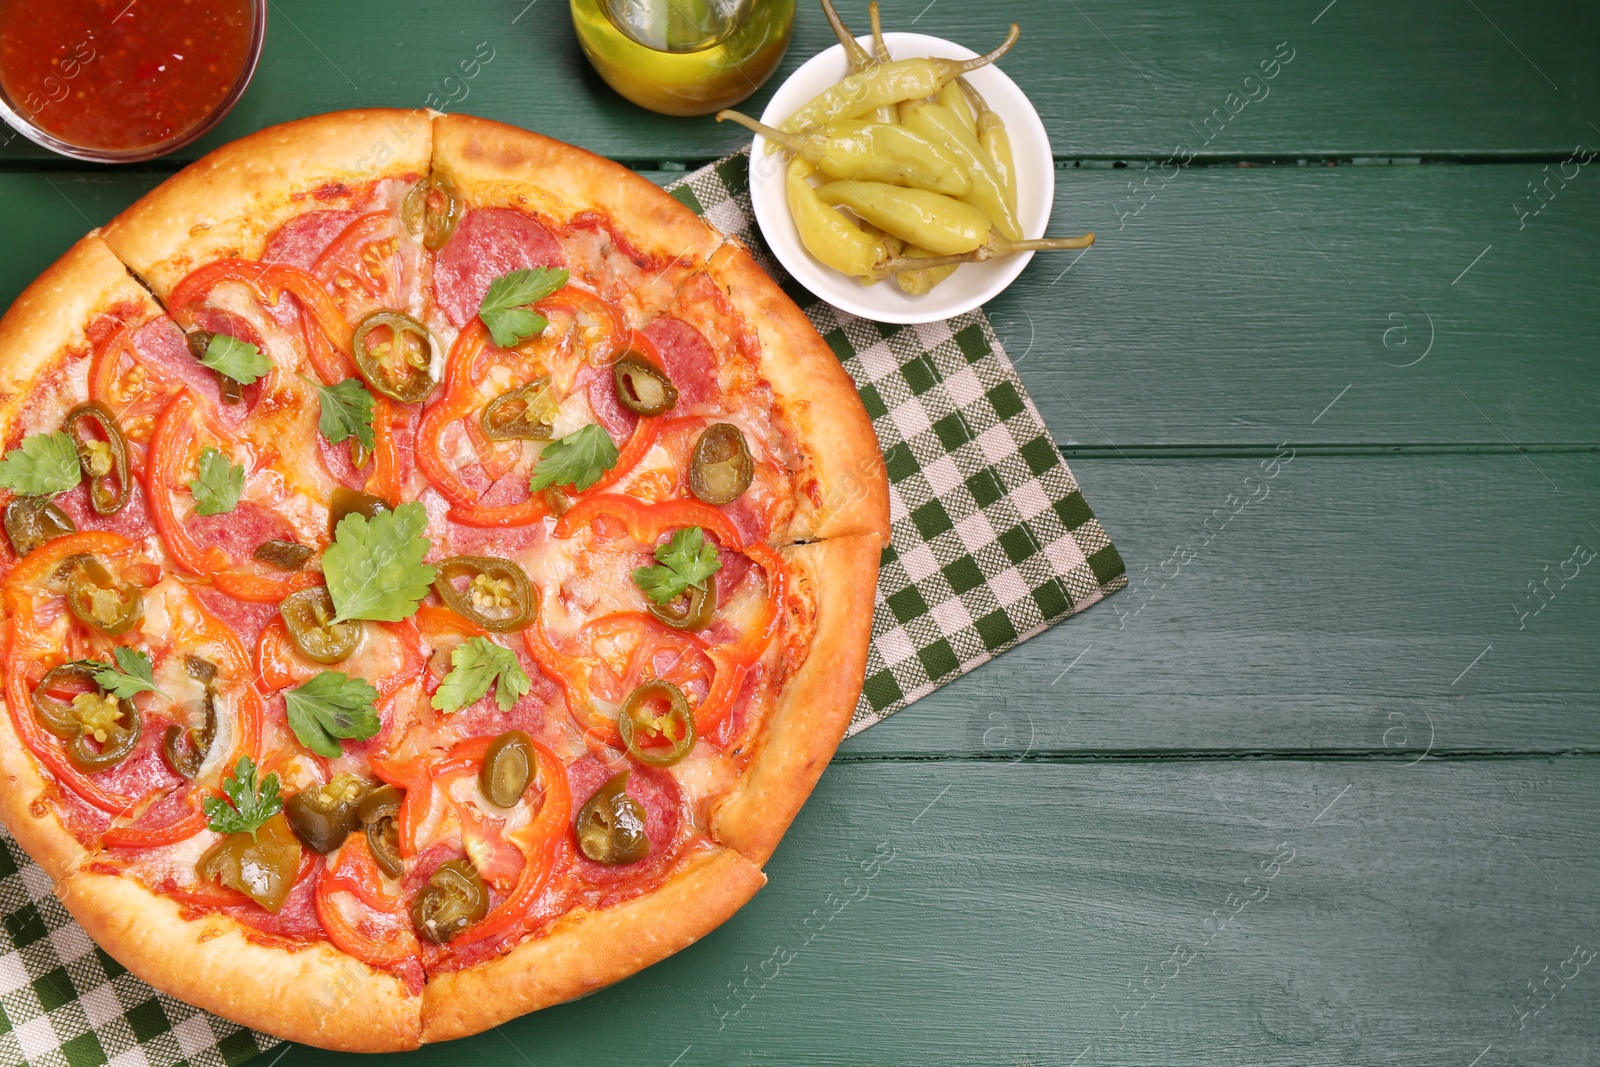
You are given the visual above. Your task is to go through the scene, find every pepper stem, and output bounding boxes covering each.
[868,2,891,64]
[952,23,1021,77]
[716,110,806,154]
[820,0,875,73]
[994,233,1097,254]
[870,249,993,280]
[869,229,1096,280]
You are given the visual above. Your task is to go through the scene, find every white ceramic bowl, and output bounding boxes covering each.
[746,31,1054,324]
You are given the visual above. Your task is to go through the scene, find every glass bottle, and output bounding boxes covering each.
[571,0,795,117]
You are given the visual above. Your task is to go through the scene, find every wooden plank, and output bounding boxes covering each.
[844,452,1600,758]
[0,0,1594,165]
[999,161,1600,449]
[7,165,1598,447]
[272,758,1600,1066]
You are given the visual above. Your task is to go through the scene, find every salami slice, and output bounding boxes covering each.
[643,317,718,408]
[261,209,360,270]
[565,756,684,888]
[433,208,566,327]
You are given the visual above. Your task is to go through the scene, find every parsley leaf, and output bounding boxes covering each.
[322,501,436,623]
[431,637,532,713]
[632,526,723,605]
[478,267,570,348]
[0,432,81,496]
[199,333,273,386]
[283,671,382,758]
[203,756,283,838]
[94,647,167,701]
[301,376,376,450]
[528,424,618,493]
[188,447,244,516]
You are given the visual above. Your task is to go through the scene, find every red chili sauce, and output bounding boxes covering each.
[0,0,254,152]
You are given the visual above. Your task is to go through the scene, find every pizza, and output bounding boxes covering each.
[0,110,887,1050]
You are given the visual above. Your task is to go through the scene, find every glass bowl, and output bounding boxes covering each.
[0,0,267,164]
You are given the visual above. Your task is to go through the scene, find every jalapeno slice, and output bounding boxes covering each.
[254,539,312,571]
[360,784,405,878]
[4,497,75,557]
[612,356,679,416]
[433,555,535,632]
[618,681,696,767]
[576,771,650,865]
[479,730,535,808]
[403,174,464,252]
[63,403,131,515]
[689,423,754,505]
[411,858,489,943]
[197,812,303,912]
[31,663,102,738]
[648,574,716,633]
[185,328,213,362]
[479,376,557,441]
[280,586,362,664]
[163,690,217,779]
[61,555,142,637]
[328,487,390,539]
[353,310,435,403]
[286,773,369,853]
[32,664,142,772]
[186,329,244,404]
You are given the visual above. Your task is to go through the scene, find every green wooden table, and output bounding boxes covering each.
[6,2,1599,1064]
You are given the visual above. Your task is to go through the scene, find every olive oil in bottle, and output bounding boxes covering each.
[571,0,795,116]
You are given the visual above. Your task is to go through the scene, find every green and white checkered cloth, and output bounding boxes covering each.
[667,150,1127,732]
[0,834,275,1067]
[0,149,1124,1066]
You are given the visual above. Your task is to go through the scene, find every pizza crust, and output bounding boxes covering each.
[706,243,891,546]
[0,701,89,883]
[100,108,435,296]
[711,535,881,865]
[419,846,765,1042]
[0,235,166,877]
[57,869,423,1052]
[0,235,160,439]
[431,112,724,269]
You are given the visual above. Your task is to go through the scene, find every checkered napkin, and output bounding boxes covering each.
[667,150,1126,732]
[0,150,1125,1067]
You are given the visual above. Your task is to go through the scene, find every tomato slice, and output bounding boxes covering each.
[311,212,408,326]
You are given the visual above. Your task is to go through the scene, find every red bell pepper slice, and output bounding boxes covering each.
[146,391,230,575]
[5,534,144,811]
[169,258,355,365]
[552,492,744,549]
[211,567,322,603]
[101,792,209,850]
[446,738,570,949]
